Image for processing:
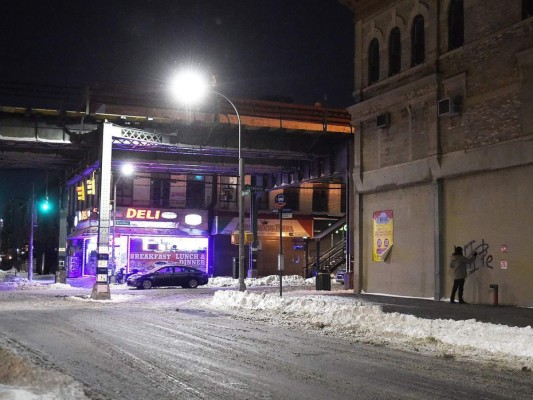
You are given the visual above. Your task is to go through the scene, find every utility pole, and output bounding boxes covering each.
[28,184,35,282]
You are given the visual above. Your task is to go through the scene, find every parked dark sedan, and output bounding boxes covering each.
[126,265,208,289]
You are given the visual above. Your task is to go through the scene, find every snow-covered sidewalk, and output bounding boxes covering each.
[201,285,533,372]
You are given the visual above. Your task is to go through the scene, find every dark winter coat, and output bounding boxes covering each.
[449,254,475,279]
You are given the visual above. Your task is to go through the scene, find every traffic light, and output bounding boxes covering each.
[86,177,96,195]
[77,183,85,201]
[39,198,51,212]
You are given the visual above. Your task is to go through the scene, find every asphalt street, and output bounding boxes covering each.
[0,285,532,399]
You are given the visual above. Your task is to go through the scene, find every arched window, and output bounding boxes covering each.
[368,38,380,84]
[388,27,401,76]
[523,0,533,19]
[448,0,464,50]
[411,15,425,66]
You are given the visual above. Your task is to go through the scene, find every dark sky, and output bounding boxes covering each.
[0,1,354,219]
[0,0,354,108]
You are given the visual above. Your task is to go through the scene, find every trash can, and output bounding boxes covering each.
[316,270,331,291]
[232,257,239,279]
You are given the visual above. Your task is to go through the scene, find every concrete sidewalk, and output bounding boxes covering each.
[333,292,533,328]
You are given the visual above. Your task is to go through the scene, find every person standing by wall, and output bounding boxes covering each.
[449,246,477,304]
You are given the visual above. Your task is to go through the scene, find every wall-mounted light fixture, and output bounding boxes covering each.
[185,214,202,226]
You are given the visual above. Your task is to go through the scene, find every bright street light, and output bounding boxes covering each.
[170,70,209,104]
[170,70,246,291]
[120,163,135,177]
[112,163,134,274]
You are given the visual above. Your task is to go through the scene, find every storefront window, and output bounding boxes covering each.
[128,236,208,273]
[186,175,205,208]
[84,237,98,276]
[151,175,170,208]
[116,178,133,207]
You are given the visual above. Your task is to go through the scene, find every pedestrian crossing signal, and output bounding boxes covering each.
[76,183,85,201]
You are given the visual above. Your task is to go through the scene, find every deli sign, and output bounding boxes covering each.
[123,208,178,221]
[115,207,208,230]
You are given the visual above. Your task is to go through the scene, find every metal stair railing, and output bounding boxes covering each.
[305,237,346,276]
[322,238,346,273]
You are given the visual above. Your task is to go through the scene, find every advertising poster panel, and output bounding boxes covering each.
[372,210,393,262]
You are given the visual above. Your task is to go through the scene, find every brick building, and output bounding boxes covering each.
[342,0,533,306]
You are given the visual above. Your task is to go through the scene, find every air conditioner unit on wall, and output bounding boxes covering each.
[438,97,461,117]
[376,112,390,128]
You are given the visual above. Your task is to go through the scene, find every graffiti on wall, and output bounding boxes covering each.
[462,238,493,274]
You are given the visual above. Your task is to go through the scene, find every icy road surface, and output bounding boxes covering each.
[0,286,531,400]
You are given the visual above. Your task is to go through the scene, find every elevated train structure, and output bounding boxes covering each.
[0,81,352,178]
[0,81,355,280]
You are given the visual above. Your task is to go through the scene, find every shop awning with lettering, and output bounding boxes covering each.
[212,216,312,237]
[68,226,208,239]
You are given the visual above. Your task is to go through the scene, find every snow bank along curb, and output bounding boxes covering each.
[0,269,79,291]
[0,346,89,399]
[207,274,316,288]
[0,271,316,290]
[208,290,533,370]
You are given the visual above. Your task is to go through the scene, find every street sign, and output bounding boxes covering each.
[244,185,265,192]
[282,212,292,219]
[274,194,286,209]
[272,207,292,214]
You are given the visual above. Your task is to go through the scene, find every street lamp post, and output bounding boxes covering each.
[212,91,246,292]
[171,72,246,291]
[111,163,134,276]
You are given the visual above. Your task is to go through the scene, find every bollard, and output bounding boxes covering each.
[489,284,499,306]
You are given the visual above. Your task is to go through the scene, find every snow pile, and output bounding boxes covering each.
[208,290,533,369]
[0,271,83,290]
[67,294,138,303]
[208,274,316,288]
[0,347,89,399]
[0,268,18,277]
[0,276,77,291]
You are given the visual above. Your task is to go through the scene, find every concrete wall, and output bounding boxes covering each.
[362,184,435,297]
[443,164,533,307]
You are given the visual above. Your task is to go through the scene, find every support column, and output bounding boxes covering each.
[55,207,68,284]
[248,191,258,278]
[352,120,364,293]
[91,122,119,300]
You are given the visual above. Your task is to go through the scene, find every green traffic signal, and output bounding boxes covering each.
[40,198,51,212]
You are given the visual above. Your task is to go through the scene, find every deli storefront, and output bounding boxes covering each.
[67,207,209,278]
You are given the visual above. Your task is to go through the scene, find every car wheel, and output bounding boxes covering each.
[187,278,199,289]
[141,280,152,290]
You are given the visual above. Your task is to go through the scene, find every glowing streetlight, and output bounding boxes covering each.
[170,70,246,291]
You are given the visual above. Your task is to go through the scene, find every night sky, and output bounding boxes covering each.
[0,0,355,108]
[0,1,355,224]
